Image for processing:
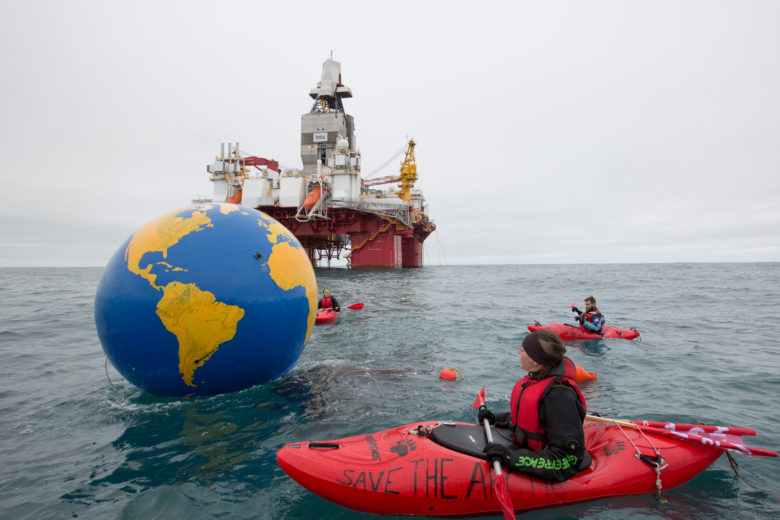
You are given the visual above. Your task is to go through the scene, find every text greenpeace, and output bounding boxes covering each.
[513,454,578,471]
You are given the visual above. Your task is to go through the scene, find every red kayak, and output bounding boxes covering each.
[528,322,640,340]
[315,308,339,324]
[277,419,727,516]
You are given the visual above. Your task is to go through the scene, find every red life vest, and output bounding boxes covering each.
[320,295,333,308]
[581,309,601,323]
[580,308,603,331]
[509,357,587,450]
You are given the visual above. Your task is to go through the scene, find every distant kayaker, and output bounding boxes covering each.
[479,329,592,481]
[318,289,340,311]
[572,296,604,333]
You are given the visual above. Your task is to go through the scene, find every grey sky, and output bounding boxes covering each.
[1,0,778,266]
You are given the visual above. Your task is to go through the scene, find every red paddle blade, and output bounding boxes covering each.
[570,301,577,308]
[347,303,364,310]
[494,473,516,520]
[472,386,485,409]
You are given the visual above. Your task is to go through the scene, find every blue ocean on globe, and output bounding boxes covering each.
[94,203,318,396]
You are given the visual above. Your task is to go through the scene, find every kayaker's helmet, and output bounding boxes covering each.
[323,289,330,295]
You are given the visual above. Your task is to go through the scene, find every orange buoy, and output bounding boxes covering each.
[438,366,465,381]
[575,365,597,382]
[438,369,457,380]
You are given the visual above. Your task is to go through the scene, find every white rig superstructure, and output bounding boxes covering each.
[197,57,435,267]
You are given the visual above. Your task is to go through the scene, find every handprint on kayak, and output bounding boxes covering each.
[604,439,627,456]
[390,438,417,457]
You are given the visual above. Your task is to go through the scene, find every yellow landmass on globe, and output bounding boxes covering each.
[156,281,245,387]
[267,241,318,342]
[258,214,296,245]
[219,204,240,215]
[125,207,213,289]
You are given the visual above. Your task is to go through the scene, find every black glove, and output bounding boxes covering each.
[478,407,496,425]
[572,306,582,315]
[484,442,510,466]
[574,315,583,323]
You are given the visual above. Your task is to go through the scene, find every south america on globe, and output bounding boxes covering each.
[94,203,318,396]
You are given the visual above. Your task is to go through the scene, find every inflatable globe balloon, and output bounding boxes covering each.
[94,203,317,396]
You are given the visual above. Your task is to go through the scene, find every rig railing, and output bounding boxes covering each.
[327,199,413,228]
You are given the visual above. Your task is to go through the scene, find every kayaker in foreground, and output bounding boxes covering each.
[479,329,592,481]
[572,295,604,334]
[317,289,340,312]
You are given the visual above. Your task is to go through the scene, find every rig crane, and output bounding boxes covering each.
[362,139,418,202]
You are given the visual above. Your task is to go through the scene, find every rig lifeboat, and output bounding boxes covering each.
[226,190,242,204]
[303,185,322,212]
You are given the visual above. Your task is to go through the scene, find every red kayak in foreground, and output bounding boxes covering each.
[528,322,640,340]
[315,308,339,324]
[277,419,774,517]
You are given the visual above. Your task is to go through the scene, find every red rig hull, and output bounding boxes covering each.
[258,206,432,268]
[276,420,721,517]
[528,322,641,340]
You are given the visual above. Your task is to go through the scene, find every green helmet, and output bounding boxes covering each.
[323,289,330,295]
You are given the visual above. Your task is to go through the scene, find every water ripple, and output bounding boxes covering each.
[0,264,778,519]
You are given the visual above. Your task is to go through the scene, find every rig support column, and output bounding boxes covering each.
[349,232,402,267]
[401,236,423,267]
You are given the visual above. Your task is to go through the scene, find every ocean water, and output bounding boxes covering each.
[0,263,778,519]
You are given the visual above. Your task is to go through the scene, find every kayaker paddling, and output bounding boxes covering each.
[318,288,340,312]
[479,329,592,482]
[571,296,604,334]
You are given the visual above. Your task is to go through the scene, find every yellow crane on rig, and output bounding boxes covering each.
[362,139,418,202]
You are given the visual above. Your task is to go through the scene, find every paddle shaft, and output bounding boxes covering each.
[585,415,635,428]
[481,411,516,519]
[482,417,505,477]
[474,391,517,519]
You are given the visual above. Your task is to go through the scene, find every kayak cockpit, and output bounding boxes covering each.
[428,423,516,460]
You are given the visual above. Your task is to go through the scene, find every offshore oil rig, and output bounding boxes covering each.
[198,58,435,267]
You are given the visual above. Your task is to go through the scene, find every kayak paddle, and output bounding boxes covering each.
[347,303,364,310]
[473,386,516,520]
[585,415,778,457]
